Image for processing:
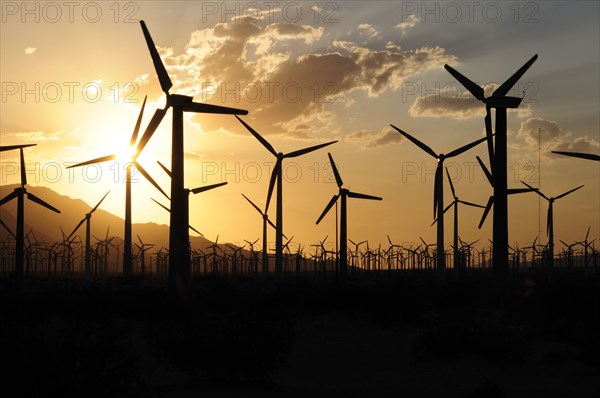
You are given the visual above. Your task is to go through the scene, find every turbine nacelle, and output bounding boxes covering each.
[167,93,195,107]
[485,96,523,109]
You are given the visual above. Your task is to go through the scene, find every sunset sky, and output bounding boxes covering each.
[1,1,598,251]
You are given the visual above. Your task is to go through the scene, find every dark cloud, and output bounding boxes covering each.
[148,18,455,138]
[345,127,403,148]
[409,83,531,120]
[517,117,599,158]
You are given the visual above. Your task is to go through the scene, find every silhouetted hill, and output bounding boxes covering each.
[0,184,222,251]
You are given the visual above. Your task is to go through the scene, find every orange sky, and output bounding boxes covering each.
[1,1,598,250]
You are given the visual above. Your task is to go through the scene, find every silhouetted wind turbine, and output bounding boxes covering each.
[0,218,16,240]
[241,193,281,274]
[156,160,226,278]
[236,116,337,274]
[316,153,382,279]
[68,97,167,278]
[139,20,248,292]
[432,167,485,277]
[390,125,486,281]
[0,146,60,287]
[521,181,583,272]
[151,198,203,236]
[477,155,537,228]
[445,54,538,280]
[551,150,600,162]
[66,191,110,276]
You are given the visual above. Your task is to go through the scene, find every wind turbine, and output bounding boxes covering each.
[0,146,60,287]
[390,125,487,281]
[241,193,282,274]
[315,153,382,279]
[155,160,227,278]
[138,20,248,292]
[521,181,583,272]
[151,198,203,236]
[576,227,596,272]
[67,97,167,278]
[236,116,337,274]
[432,167,485,277]
[135,235,155,275]
[551,151,600,162]
[66,191,110,276]
[476,155,537,227]
[445,54,538,280]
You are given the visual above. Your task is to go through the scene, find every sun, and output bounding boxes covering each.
[115,145,137,164]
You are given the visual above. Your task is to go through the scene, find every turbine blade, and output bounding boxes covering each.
[267,218,277,231]
[182,101,248,115]
[328,152,343,188]
[433,163,442,218]
[485,107,495,174]
[347,191,382,200]
[586,226,590,241]
[431,202,454,226]
[156,160,172,177]
[508,187,538,195]
[478,196,494,229]
[241,193,263,216]
[0,218,16,239]
[316,195,339,225]
[235,116,277,157]
[191,182,227,194]
[555,185,583,200]
[139,20,173,94]
[0,144,36,152]
[445,167,456,199]
[67,217,86,240]
[476,156,493,187]
[551,151,600,161]
[134,161,169,200]
[444,64,485,101]
[285,141,338,158]
[27,192,60,213]
[458,200,485,209]
[446,135,487,158]
[520,181,548,200]
[493,54,538,98]
[265,160,280,212]
[0,190,19,206]
[20,148,26,186]
[90,191,110,214]
[390,124,437,158]
[130,95,147,147]
[69,154,119,169]
[547,204,551,236]
[151,197,170,213]
[134,107,167,157]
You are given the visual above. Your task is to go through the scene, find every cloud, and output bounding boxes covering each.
[517,117,600,157]
[409,83,532,120]
[138,18,455,138]
[357,23,379,40]
[184,151,205,160]
[396,14,419,33]
[346,127,403,148]
[11,130,63,142]
[24,47,36,55]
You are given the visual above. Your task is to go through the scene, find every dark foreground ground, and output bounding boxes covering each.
[2,272,600,397]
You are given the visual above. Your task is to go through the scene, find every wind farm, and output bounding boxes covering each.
[1,3,599,396]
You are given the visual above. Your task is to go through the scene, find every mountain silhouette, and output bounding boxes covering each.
[0,184,225,252]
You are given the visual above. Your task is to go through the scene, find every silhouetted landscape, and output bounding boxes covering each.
[2,8,600,397]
